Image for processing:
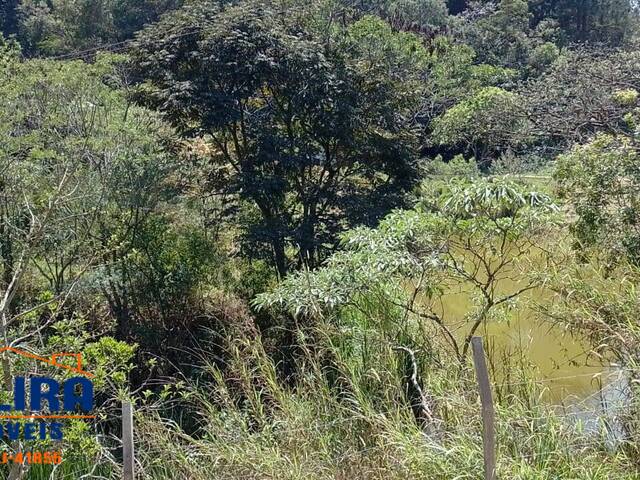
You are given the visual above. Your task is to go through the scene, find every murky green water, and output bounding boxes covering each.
[427,277,614,405]
[433,283,630,439]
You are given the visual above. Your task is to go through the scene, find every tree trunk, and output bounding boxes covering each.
[272,237,287,279]
[298,203,317,270]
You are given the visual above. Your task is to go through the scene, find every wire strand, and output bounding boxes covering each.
[48,28,203,62]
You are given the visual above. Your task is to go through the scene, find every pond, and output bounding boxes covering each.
[434,280,629,440]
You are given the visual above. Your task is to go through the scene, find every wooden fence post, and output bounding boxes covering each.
[122,401,135,480]
[471,337,496,480]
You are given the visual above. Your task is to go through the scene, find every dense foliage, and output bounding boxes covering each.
[132,6,424,274]
[1,0,640,478]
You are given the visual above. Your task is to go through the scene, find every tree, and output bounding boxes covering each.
[0,52,172,478]
[529,0,638,45]
[520,49,640,156]
[14,0,182,56]
[326,0,451,35]
[0,52,179,352]
[257,177,558,361]
[0,0,19,37]
[456,0,534,68]
[431,86,526,165]
[384,0,450,34]
[132,3,423,276]
[452,0,564,74]
[419,35,517,126]
[16,0,111,55]
[555,132,640,266]
[112,0,183,40]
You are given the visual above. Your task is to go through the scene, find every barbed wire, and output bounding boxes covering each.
[124,390,635,441]
[494,367,635,388]
[114,392,640,479]
[49,40,133,61]
[47,28,203,62]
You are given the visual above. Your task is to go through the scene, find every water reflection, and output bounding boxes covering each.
[472,307,630,444]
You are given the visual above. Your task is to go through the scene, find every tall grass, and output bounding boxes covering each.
[127,323,637,480]
[14,290,639,479]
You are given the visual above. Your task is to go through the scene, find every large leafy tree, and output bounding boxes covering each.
[431,86,526,165]
[555,133,640,266]
[13,0,182,56]
[520,49,640,156]
[529,0,637,45]
[371,0,450,34]
[132,3,423,276]
[257,177,558,361]
[0,0,19,37]
[466,0,533,68]
[319,0,450,34]
[0,51,183,347]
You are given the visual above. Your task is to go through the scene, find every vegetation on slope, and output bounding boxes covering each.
[0,0,640,478]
